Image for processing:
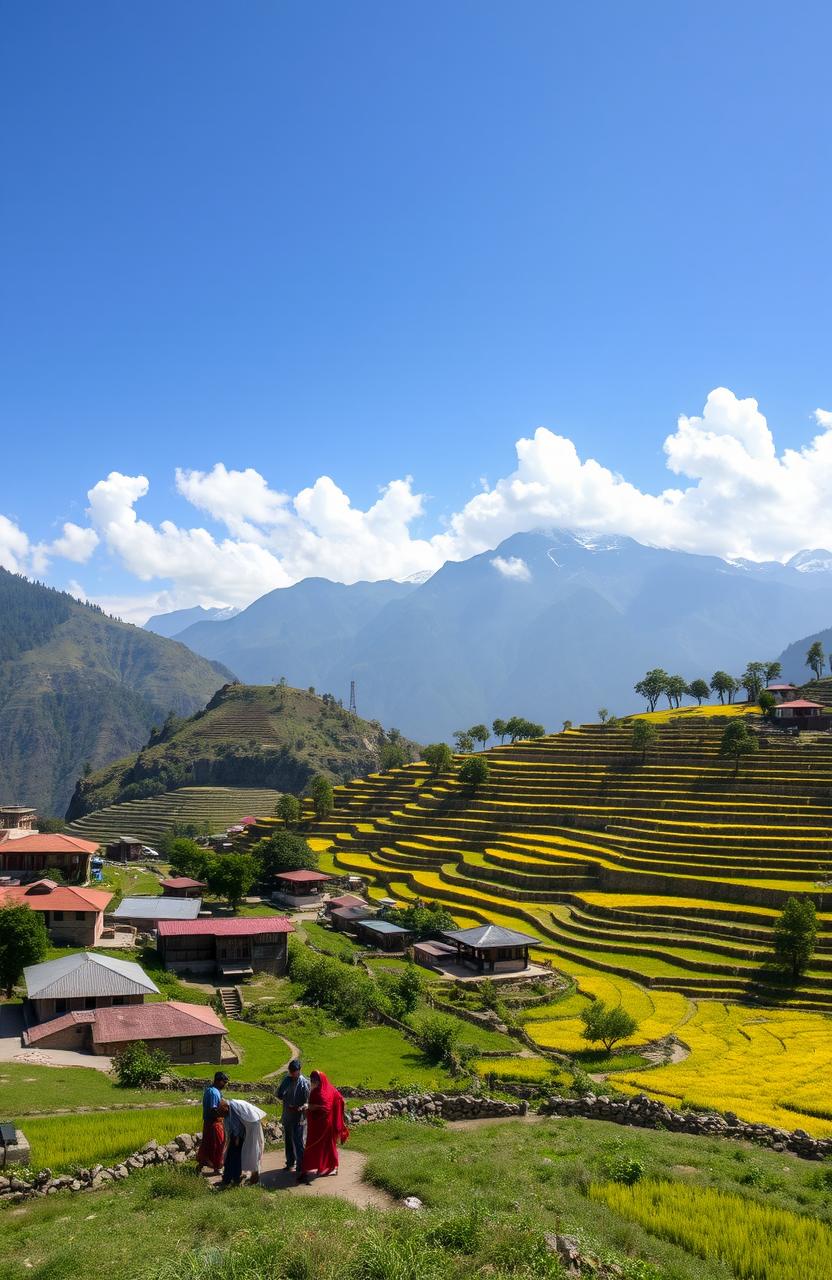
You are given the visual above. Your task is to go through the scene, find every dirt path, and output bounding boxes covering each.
[210,1148,394,1209]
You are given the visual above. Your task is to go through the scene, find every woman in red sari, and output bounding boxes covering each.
[299,1070,349,1181]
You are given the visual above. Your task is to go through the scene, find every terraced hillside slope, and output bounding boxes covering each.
[304,707,832,1133]
[66,683,417,831]
[66,785,283,847]
[0,568,233,815]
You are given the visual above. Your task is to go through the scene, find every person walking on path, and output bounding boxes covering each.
[197,1070,229,1175]
[299,1070,349,1182]
[276,1058,310,1177]
[227,1098,267,1184]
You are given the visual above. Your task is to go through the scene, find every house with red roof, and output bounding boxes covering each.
[0,831,99,881]
[0,879,112,946]
[160,876,207,899]
[157,915,294,979]
[271,868,332,907]
[24,1000,226,1064]
[773,698,828,726]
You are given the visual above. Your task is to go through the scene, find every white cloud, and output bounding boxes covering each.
[491,555,532,582]
[10,387,832,622]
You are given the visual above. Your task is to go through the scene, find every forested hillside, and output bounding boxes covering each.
[66,682,417,821]
[0,570,233,815]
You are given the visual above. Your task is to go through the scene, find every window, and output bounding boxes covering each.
[53,910,64,921]
[55,999,67,1015]
[84,997,96,1010]
[75,912,86,921]
[179,1039,195,1056]
[113,996,125,1006]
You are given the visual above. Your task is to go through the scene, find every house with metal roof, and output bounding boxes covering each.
[329,903,377,934]
[355,917,414,952]
[440,924,538,974]
[0,878,112,946]
[160,876,206,898]
[157,915,294,979]
[24,952,160,1023]
[271,868,332,908]
[111,895,203,928]
[23,1000,226,1064]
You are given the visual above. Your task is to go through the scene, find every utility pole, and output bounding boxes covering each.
[349,680,357,715]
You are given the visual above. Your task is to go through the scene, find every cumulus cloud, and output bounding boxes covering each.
[491,555,532,582]
[8,386,832,621]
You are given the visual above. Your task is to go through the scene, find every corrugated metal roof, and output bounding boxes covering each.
[159,877,206,889]
[112,896,202,920]
[24,1010,97,1044]
[91,1000,225,1044]
[24,952,160,999]
[442,924,537,948]
[158,915,293,937]
[359,919,411,934]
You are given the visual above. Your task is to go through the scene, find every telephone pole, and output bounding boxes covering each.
[349,680,357,715]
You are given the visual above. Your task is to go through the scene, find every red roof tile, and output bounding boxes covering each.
[91,1000,225,1044]
[0,880,112,912]
[0,832,100,854]
[776,699,824,709]
[160,877,207,889]
[274,869,331,883]
[157,915,293,937]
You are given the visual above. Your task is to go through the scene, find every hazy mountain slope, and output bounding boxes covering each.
[777,626,832,683]
[0,570,234,815]
[65,683,417,822]
[144,604,239,637]
[170,531,832,740]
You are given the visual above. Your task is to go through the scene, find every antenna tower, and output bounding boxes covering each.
[349,680,357,715]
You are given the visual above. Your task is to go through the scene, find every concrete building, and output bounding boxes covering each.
[0,831,99,881]
[23,1000,226,1064]
[24,952,159,1023]
[157,915,293,979]
[0,879,112,946]
[0,806,37,831]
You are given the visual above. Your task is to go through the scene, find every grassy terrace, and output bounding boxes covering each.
[66,785,282,847]
[306,705,832,1132]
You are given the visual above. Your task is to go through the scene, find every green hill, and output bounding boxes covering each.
[65,682,418,827]
[0,569,233,815]
[65,784,284,847]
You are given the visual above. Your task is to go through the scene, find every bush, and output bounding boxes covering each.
[604,1140,646,1185]
[410,1011,462,1064]
[458,756,489,788]
[288,942,384,1027]
[113,1040,170,1088]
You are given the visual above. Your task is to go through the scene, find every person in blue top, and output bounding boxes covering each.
[276,1058,310,1178]
[218,1099,245,1186]
[197,1071,229,1174]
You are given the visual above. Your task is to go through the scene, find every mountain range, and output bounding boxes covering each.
[147,530,832,742]
[0,570,233,815]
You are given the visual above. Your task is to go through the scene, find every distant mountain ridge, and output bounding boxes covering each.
[157,530,832,741]
[144,604,240,637]
[0,569,234,815]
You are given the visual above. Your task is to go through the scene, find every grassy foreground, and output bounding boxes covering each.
[3,1116,832,1279]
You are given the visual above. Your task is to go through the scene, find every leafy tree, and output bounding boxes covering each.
[758,690,776,719]
[664,675,687,709]
[167,838,211,881]
[764,661,782,684]
[492,718,508,743]
[0,904,48,996]
[37,817,66,833]
[725,676,741,704]
[113,1040,170,1088]
[710,670,734,704]
[385,899,456,940]
[579,1000,638,1052]
[773,896,818,981]
[469,724,490,750]
[254,830,316,878]
[378,961,424,1019]
[310,775,334,818]
[453,729,475,753]
[422,743,454,775]
[687,679,710,705]
[505,717,545,742]
[741,662,767,702]
[631,719,658,763]
[411,1010,463,1064]
[275,793,302,828]
[719,720,759,775]
[806,640,825,679]
[379,741,408,772]
[458,756,490,788]
[206,852,258,910]
[562,720,573,731]
[634,669,668,712]
[598,708,610,724]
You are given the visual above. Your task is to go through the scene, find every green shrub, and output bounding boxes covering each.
[113,1040,171,1088]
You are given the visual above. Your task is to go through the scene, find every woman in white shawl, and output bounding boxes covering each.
[227,1099,267,1183]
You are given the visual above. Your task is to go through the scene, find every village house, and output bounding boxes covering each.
[23,952,159,1024]
[329,903,377,934]
[160,876,206,898]
[324,893,368,916]
[157,915,293,979]
[111,895,202,930]
[23,1000,226,1064]
[0,806,37,831]
[773,698,828,727]
[0,879,112,946]
[271,868,332,908]
[765,683,799,701]
[354,917,414,951]
[0,830,99,881]
[439,923,538,974]
[105,836,145,862]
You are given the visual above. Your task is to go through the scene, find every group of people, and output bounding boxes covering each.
[197,1060,349,1188]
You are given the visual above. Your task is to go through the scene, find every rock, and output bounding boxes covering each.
[402,1196,423,1210]
[545,1234,581,1277]
[175,1134,194,1152]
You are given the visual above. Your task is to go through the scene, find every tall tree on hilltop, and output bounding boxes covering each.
[598,708,610,724]
[492,718,508,743]
[634,669,668,712]
[773,897,818,981]
[710,671,733,704]
[764,661,782,684]
[453,729,475,753]
[719,720,759,775]
[310,775,334,819]
[664,675,687,709]
[806,641,825,680]
[469,724,490,750]
[0,904,48,996]
[741,662,767,702]
[687,679,710,705]
[726,676,741,704]
[422,743,454,776]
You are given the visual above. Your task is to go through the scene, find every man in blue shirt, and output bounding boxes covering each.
[276,1058,310,1176]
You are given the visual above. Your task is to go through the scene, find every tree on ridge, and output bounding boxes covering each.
[422,742,454,776]
[719,720,759,776]
[687,679,710,705]
[634,669,668,712]
[469,724,490,750]
[806,641,825,680]
[632,719,658,764]
[773,897,818,981]
[664,675,687,709]
[580,1000,638,1053]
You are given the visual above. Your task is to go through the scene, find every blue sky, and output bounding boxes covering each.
[2,3,832,619]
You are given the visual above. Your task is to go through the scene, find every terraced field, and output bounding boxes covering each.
[303,707,832,1133]
[66,786,281,846]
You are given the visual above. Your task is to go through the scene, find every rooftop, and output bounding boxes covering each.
[159,877,207,890]
[273,869,331,883]
[0,832,100,853]
[0,880,112,913]
[359,918,412,935]
[158,915,293,937]
[776,699,825,709]
[327,893,367,909]
[442,924,538,949]
[24,952,160,1000]
[112,896,202,921]
[91,1000,225,1044]
[24,1010,98,1044]
[330,904,376,921]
